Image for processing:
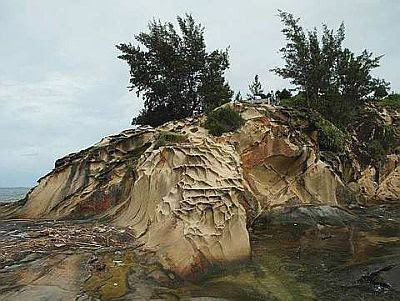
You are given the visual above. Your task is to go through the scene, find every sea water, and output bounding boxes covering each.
[0,187,30,203]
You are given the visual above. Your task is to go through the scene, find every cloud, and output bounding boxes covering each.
[0,72,94,114]
[0,71,138,187]
[0,0,399,186]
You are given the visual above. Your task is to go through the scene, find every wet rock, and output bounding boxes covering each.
[336,254,400,294]
[1,254,89,301]
[6,103,399,279]
[148,269,171,283]
[254,205,357,229]
[378,265,400,292]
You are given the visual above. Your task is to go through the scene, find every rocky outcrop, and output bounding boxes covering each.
[112,140,250,276]
[376,166,400,201]
[5,102,399,277]
[15,120,250,277]
[18,128,157,219]
[345,106,400,204]
[230,106,345,212]
[353,155,400,203]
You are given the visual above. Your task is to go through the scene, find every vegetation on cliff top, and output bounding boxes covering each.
[271,11,400,164]
[379,93,400,111]
[116,11,398,164]
[154,131,188,149]
[272,10,389,128]
[117,14,232,127]
[205,106,244,136]
[316,119,346,153]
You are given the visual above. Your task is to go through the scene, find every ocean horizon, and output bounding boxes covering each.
[0,187,30,203]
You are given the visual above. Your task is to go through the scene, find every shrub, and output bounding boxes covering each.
[366,140,387,163]
[205,106,245,136]
[365,125,400,163]
[379,93,400,111]
[317,119,346,153]
[154,131,188,149]
[350,107,400,165]
[280,93,307,108]
[277,88,292,100]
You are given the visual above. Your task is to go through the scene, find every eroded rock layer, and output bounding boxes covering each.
[230,108,345,211]
[113,141,249,275]
[18,128,156,219]
[5,102,399,277]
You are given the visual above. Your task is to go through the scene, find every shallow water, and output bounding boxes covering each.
[0,205,399,300]
[174,205,400,300]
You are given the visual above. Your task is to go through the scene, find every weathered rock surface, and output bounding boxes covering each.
[230,106,345,211]
[355,155,400,203]
[112,139,250,276]
[376,166,400,201]
[3,102,399,277]
[17,127,157,219]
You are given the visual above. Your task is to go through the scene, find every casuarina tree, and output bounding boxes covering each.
[272,10,389,126]
[248,75,266,99]
[117,14,233,126]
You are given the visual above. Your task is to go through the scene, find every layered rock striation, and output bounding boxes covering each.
[4,102,399,277]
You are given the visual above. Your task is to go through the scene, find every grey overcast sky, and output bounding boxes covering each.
[1,0,399,187]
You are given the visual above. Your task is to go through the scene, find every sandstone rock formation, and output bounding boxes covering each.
[230,105,346,212]
[356,155,400,203]
[4,102,399,277]
[18,127,157,219]
[15,120,250,277]
[112,140,250,276]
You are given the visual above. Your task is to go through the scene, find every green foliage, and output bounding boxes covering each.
[316,119,346,152]
[154,131,188,149]
[272,10,389,127]
[280,93,307,108]
[383,125,399,150]
[374,82,390,98]
[271,10,346,103]
[276,89,292,101]
[366,125,399,162]
[205,106,245,136]
[352,107,400,164]
[379,93,400,111]
[247,75,265,99]
[366,140,387,163]
[117,14,233,127]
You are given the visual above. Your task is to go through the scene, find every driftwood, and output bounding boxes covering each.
[0,220,141,269]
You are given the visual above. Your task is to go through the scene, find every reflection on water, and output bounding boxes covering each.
[161,205,400,300]
[0,205,399,300]
[84,252,135,300]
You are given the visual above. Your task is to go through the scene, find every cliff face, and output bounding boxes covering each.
[229,107,346,210]
[356,157,400,203]
[8,103,400,277]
